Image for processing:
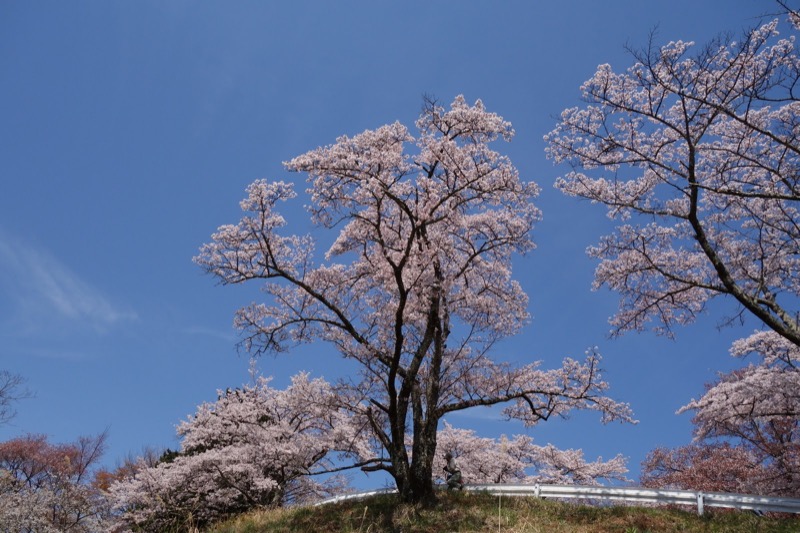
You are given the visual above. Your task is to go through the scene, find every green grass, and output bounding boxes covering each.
[207,491,800,533]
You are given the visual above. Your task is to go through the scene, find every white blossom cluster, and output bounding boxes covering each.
[110,373,366,531]
[196,96,633,502]
[435,422,628,486]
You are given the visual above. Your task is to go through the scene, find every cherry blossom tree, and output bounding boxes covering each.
[110,373,366,531]
[435,422,628,486]
[641,442,768,494]
[196,96,634,503]
[0,432,112,532]
[110,374,630,529]
[640,331,799,496]
[673,330,800,496]
[94,446,163,495]
[547,9,800,498]
[545,17,800,346]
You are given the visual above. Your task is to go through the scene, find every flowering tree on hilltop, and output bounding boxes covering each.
[196,96,634,503]
[546,9,800,496]
[111,373,365,531]
[643,324,799,496]
[641,442,768,494]
[672,331,800,495]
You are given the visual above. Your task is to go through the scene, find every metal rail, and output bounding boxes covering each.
[315,483,800,516]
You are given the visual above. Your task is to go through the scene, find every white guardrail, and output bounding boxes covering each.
[315,483,800,516]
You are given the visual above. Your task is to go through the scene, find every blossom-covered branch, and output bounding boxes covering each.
[436,422,628,485]
[197,96,633,503]
[546,19,800,345]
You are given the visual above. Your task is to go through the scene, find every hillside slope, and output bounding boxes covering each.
[207,491,799,533]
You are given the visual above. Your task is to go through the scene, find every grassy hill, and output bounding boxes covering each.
[207,491,799,533]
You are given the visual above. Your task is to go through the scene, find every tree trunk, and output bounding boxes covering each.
[394,458,436,504]
[392,414,439,504]
[389,275,446,504]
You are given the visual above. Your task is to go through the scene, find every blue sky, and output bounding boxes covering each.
[0,1,779,487]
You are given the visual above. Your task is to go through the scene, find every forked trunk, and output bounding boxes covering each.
[393,414,439,504]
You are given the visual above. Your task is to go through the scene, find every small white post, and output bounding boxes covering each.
[696,492,704,516]
[498,493,501,533]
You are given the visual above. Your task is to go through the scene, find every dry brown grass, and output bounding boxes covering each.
[207,491,800,533]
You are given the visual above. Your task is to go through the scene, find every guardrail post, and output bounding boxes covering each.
[497,492,502,533]
[534,483,541,498]
[696,492,704,516]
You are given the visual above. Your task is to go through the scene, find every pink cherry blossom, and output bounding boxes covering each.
[110,373,366,531]
[546,19,800,345]
[197,96,634,503]
[641,442,768,494]
[0,433,112,532]
[435,422,628,486]
[548,12,800,499]
[675,330,800,496]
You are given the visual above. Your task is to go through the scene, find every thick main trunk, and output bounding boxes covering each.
[388,268,446,504]
[391,414,439,504]
[394,457,436,504]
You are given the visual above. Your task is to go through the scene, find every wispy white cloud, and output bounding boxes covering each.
[181,325,237,343]
[0,231,137,335]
